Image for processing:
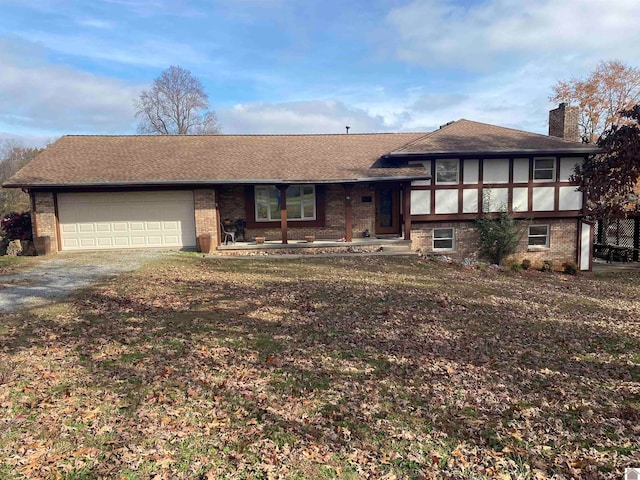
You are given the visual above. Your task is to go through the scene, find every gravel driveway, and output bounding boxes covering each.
[0,250,170,313]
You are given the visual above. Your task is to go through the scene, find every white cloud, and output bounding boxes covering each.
[0,132,55,148]
[0,37,140,135]
[76,18,116,29]
[386,0,640,69]
[218,100,389,134]
[21,30,212,69]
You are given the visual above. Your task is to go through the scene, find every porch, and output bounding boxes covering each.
[216,237,412,254]
[215,181,413,250]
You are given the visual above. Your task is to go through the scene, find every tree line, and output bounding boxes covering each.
[0,141,41,217]
[2,62,640,222]
[551,60,640,219]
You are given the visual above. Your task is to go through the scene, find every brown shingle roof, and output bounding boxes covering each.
[4,133,430,187]
[391,119,600,155]
[4,120,599,188]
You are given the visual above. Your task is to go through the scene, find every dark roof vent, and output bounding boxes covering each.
[439,121,455,129]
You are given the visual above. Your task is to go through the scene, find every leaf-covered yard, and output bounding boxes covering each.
[0,255,639,479]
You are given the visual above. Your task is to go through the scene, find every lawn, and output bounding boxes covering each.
[0,254,638,479]
[0,255,40,274]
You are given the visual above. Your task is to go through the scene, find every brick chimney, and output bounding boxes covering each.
[549,103,580,142]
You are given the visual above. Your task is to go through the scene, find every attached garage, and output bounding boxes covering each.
[57,191,197,251]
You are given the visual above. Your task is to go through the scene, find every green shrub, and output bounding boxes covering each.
[521,259,532,270]
[563,261,578,275]
[510,263,522,272]
[476,211,525,265]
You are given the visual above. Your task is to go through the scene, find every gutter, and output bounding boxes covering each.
[384,147,601,158]
[3,174,432,190]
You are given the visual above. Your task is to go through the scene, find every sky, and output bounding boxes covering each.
[1,0,640,146]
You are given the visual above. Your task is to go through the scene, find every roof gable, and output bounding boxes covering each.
[391,119,599,156]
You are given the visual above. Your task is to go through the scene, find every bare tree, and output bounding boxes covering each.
[134,65,221,135]
[0,140,42,216]
[550,60,640,143]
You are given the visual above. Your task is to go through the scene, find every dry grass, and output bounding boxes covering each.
[0,255,40,274]
[0,254,638,479]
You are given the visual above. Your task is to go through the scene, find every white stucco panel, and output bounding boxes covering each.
[462,189,478,213]
[483,158,509,184]
[482,188,509,212]
[463,159,479,184]
[560,157,582,182]
[513,158,529,183]
[411,189,431,214]
[532,187,555,211]
[580,222,592,271]
[559,186,583,210]
[512,187,529,212]
[435,190,459,214]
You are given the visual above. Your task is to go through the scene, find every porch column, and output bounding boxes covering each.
[343,183,353,242]
[402,181,411,241]
[278,184,288,244]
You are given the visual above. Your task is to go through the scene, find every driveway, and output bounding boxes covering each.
[0,250,169,313]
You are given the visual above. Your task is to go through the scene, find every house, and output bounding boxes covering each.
[3,104,599,269]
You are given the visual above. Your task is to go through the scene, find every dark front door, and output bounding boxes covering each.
[375,185,400,235]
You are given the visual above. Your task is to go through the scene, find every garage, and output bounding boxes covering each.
[57,191,197,251]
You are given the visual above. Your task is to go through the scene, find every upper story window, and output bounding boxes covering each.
[255,185,316,222]
[533,157,556,182]
[435,159,459,185]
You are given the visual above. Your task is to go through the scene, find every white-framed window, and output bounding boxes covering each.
[433,227,455,250]
[533,157,556,182]
[528,224,550,247]
[255,185,316,222]
[435,159,459,184]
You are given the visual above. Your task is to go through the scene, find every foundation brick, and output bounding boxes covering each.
[31,191,58,254]
[194,189,219,249]
[412,218,579,269]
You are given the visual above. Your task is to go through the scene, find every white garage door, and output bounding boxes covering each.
[58,191,197,251]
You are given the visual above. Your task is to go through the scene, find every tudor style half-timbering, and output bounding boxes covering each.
[3,105,599,270]
[379,111,598,269]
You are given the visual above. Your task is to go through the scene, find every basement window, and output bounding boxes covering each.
[528,225,550,248]
[433,228,455,250]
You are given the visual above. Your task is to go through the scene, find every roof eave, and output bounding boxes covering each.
[3,174,432,189]
[386,147,601,158]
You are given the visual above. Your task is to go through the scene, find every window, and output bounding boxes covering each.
[433,228,455,250]
[528,225,550,247]
[533,157,556,181]
[435,159,459,184]
[255,185,316,222]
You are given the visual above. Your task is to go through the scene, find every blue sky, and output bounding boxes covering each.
[1,0,640,146]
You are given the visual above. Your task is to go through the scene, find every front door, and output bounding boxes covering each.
[375,185,400,235]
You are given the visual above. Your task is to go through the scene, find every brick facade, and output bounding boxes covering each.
[31,191,58,254]
[193,189,219,250]
[217,183,377,241]
[412,218,579,269]
[549,103,580,142]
